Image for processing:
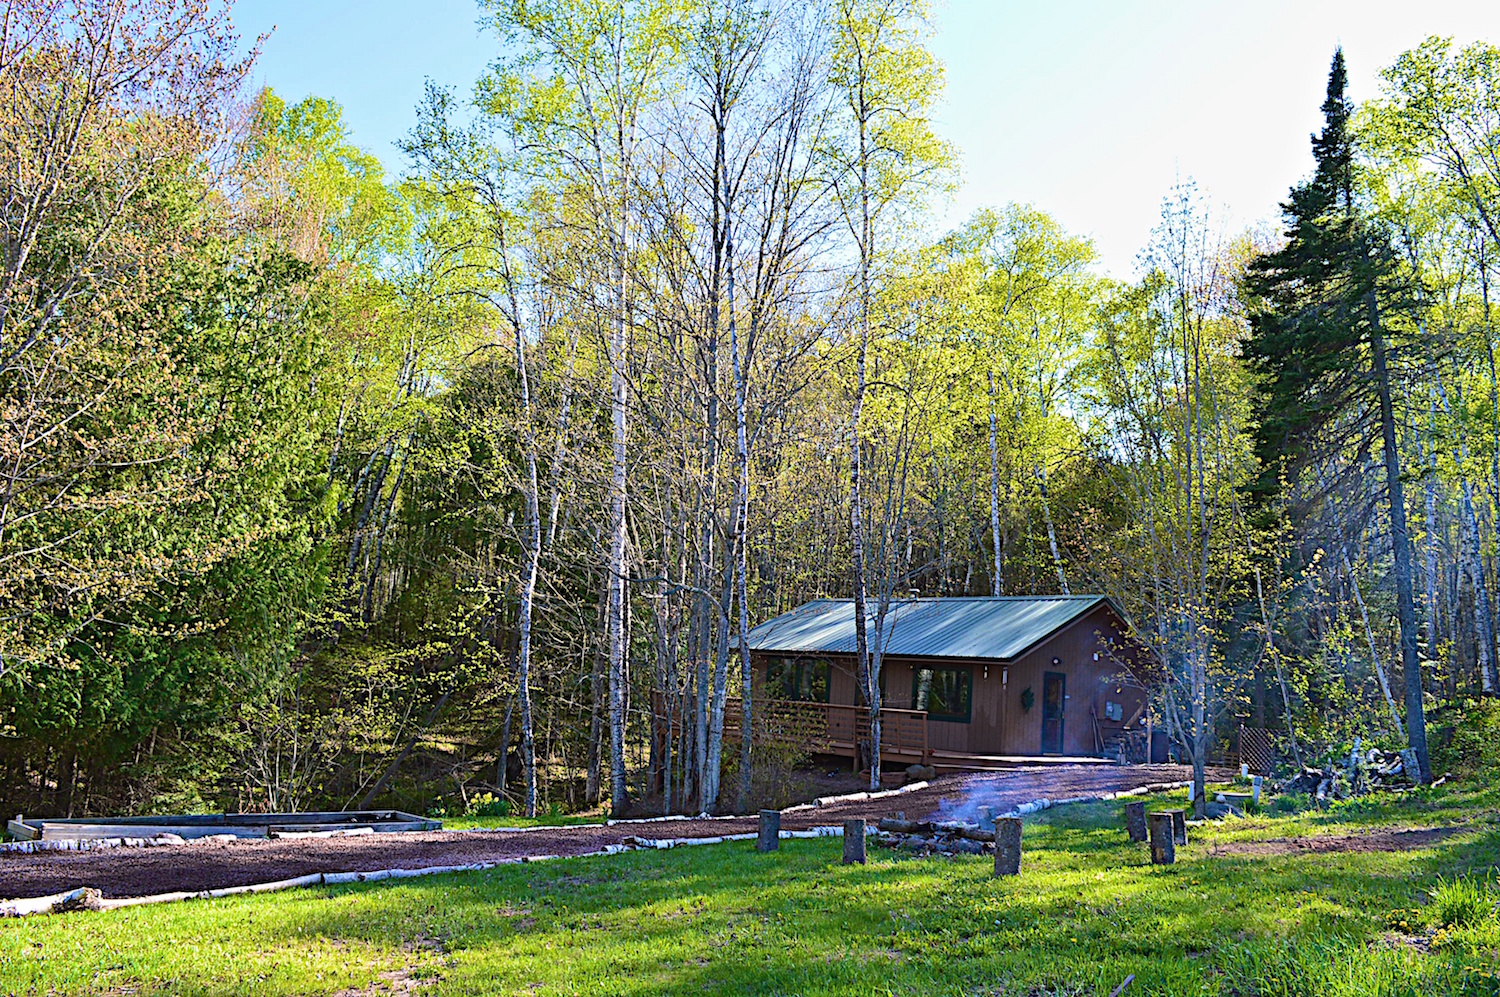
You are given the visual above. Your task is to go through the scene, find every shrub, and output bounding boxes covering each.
[1429,875,1497,929]
[1328,792,1398,819]
[1268,792,1310,815]
[1430,698,1500,777]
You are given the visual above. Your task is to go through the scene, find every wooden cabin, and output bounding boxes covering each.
[742,596,1153,767]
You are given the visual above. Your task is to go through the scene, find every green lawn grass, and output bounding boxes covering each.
[4,786,1499,996]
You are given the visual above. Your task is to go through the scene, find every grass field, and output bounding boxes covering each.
[3,785,1499,996]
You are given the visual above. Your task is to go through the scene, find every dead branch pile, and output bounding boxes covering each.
[1276,742,1421,801]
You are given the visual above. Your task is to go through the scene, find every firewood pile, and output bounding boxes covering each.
[872,817,995,857]
[1276,741,1420,801]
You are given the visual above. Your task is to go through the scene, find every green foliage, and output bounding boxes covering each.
[0,227,337,812]
[1270,792,1312,815]
[11,2,1500,841]
[1370,36,1500,248]
[247,90,409,265]
[1430,698,1500,777]
[1243,48,1398,497]
[825,0,955,230]
[1429,874,1498,930]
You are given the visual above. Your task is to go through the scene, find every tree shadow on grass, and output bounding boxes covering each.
[47,797,1477,997]
[9,798,1497,996]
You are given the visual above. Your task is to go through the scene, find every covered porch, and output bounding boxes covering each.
[658,685,1125,778]
[717,698,1116,772]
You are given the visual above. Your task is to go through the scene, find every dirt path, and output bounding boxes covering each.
[1205,825,1471,858]
[0,764,1193,900]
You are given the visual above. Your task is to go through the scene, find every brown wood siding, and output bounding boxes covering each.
[829,657,860,706]
[993,603,1146,755]
[751,602,1149,757]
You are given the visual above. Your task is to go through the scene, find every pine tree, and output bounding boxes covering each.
[1244,49,1431,780]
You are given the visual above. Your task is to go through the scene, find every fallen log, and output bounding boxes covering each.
[954,825,996,843]
[0,888,103,917]
[877,818,935,835]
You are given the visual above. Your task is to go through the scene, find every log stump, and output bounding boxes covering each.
[993,816,1022,877]
[1148,812,1175,864]
[757,810,780,852]
[1167,809,1187,845]
[842,819,866,865]
[1124,801,1147,843]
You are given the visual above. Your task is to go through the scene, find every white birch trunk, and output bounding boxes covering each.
[1035,463,1069,595]
[988,371,1003,596]
[1342,548,1408,737]
[730,216,754,813]
[606,213,630,817]
[1436,373,1499,693]
[510,294,542,819]
[1423,398,1442,660]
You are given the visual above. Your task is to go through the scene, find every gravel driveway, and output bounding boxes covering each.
[0,764,1197,900]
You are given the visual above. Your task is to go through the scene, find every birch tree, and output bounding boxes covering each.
[826,0,950,789]
[481,0,679,815]
[1089,185,1256,814]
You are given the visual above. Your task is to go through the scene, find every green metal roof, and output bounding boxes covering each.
[745,596,1114,661]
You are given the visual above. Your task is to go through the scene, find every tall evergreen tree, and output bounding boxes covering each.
[1244,49,1431,780]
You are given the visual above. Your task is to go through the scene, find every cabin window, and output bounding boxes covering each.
[766,657,831,703]
[912,666,972,723]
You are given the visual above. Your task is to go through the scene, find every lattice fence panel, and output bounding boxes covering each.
[1238,724,1278,775]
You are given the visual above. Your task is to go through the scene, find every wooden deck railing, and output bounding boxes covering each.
[719,698,929,764]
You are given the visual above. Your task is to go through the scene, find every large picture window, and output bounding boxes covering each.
[766,657,831,703]
[912,666,972,723]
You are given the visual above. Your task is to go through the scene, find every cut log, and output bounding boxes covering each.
[876,818,935,835]
[757,810,780,852]
[1148,812,1175,864]
[842,819,867,865]
[993,816,1022,876]
[1124,801,1147,843]
[1166,809,1187,845]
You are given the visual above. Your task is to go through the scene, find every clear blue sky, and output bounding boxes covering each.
[235,0,1500,277]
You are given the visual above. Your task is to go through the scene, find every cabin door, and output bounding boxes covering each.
[1041,671,1066,754]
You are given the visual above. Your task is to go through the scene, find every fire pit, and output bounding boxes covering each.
[873,817,995,857]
